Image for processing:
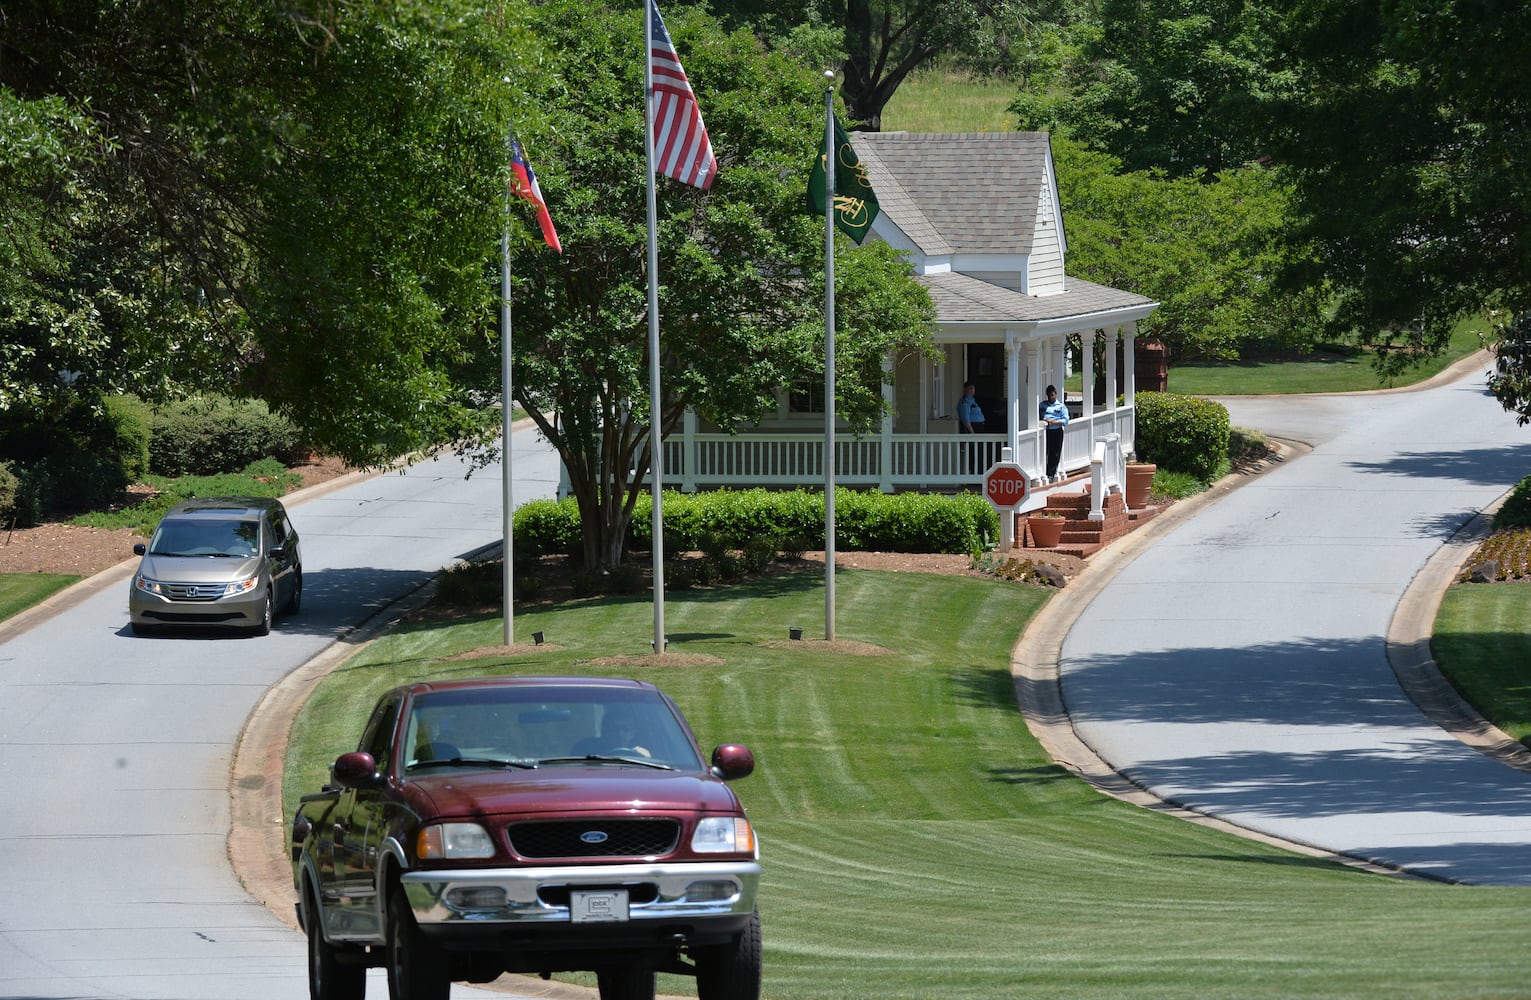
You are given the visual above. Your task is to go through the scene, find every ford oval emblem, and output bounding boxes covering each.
[580,830,609,845]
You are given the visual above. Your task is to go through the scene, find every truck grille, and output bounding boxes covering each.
[507,819,680,859]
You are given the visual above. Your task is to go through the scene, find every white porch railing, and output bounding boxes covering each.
[660,405,1135,492]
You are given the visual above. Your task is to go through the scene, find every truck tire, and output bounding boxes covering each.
[386,890,450,1000]
[596,967,656,1000]
[695,909,762,1000]
[306,888,365,1000]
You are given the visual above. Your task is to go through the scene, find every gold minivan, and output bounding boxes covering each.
[128,496,301,636]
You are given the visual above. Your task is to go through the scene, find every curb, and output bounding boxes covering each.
[1011,427,1527,879]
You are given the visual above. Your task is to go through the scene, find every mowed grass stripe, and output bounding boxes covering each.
[284,569,1531,999]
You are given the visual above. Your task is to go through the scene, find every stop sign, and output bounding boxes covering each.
[983,462,1030,511]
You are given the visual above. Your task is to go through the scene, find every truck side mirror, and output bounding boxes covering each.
[710,743,755,781]
[331,751,382,788]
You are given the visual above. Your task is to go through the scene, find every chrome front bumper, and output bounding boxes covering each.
[401,860,760,927]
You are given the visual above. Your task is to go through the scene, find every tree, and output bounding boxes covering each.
[705,0,1068,130]
[1261,0,1531,388]
[508,1,936,570]
[1053,137,1324,364]
[1012,0,1282,177]
[1,0,538,465]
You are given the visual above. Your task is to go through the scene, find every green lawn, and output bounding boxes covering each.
[286,570,1531,1000]
[1434,583,1531,745]
[0,573,78,621]
[881,67,1014,133]
[1165,319,1488,396]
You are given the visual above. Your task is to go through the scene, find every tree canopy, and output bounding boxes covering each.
[1260,0,1531,387]
[508,0,936,568]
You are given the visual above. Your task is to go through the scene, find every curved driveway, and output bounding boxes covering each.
[1054,360,1531,884]
[0,429,558,999]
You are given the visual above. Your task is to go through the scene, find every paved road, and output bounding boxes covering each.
[1056,362,1531,884]
[0,428,559,999]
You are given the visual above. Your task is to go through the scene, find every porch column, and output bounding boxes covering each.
[1080,328,1096,418]
[1026,338,1044,481]
[681,408,698,492]
[1003,331,1021,463]
[1104,326,1119,412]
[1123,322,1137,406]
[879,353,894,492]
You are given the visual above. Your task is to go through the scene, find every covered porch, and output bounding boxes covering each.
[663,290,1156,493]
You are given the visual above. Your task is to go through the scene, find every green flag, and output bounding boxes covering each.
[808,115,879,244]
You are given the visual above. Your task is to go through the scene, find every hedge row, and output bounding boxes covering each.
[513,488,1000,561]
[0,393,304,525]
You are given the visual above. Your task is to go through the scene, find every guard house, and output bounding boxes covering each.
[663,131,1160,492]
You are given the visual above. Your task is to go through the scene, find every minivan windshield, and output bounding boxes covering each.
[148,517,260,558]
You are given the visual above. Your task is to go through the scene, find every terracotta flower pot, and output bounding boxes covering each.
[1028,514,1065,548]
[1126,463,1156,509]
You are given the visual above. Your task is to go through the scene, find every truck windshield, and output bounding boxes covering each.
[402,687,706,773]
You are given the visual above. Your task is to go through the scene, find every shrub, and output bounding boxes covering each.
[149,395,302,477]
[1135,392,1230,482]
[1227,426,1270,468]
[0,461,17,521]
[104,394,153,482]
[518,488,1000,558]
[513,498,582,558]
[1494,477,1531,530]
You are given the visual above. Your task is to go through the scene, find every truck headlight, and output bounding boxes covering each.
[418,822,495,859]
[691,817,756,855]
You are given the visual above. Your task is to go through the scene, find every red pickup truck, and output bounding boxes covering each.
[291,675,761,1000]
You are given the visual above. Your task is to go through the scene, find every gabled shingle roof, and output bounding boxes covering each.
[850,132,1054,255]
[916,272,1155,325]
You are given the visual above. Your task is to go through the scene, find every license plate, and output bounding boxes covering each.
[571,889,630,923]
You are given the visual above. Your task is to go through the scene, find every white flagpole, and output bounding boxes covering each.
[822,73,837,642]
[500,135,515,647]
[644,2,667,654]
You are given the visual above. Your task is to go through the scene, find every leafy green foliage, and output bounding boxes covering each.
[1493,477,1531,531]
[1261,0,1531,382]
[1052,138,1324,364]
[148,395,302,477]
[104,395,152,482]
[1488,312,1531,427]
[0,462,18,520]
[514,488,996,558]
[508,1,935,571]
[1015,0,1281,177]
[71,460,301,536]
[1134,391,1229,482]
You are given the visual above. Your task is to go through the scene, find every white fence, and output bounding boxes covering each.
[657,406,1135,492]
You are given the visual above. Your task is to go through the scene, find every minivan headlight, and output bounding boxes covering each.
[220,576,259,597]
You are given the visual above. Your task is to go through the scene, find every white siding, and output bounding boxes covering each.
[1028,182,1065,294]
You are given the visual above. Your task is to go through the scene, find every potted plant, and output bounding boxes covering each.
[1028,512,1065,548]
[1126,461,1156,509]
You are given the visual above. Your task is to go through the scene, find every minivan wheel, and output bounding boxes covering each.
[252,589,273,636]
[285,568,303,615]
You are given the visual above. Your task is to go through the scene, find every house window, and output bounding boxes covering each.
[789,380,826,414]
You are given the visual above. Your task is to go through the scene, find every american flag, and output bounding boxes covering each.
[648,0,717,190]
